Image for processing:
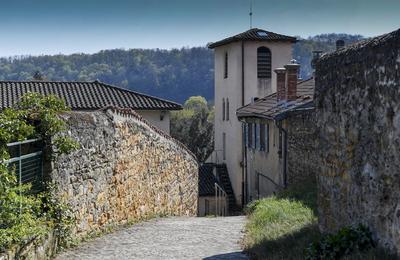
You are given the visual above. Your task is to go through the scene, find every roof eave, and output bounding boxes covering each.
[208,38,297,49]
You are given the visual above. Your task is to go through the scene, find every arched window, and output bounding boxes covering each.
[257,47,271,78]
[222,98,225,121]
[224,52,228,78]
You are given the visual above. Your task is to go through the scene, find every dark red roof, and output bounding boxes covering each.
[208,28,297,49]
[0,80,182,111]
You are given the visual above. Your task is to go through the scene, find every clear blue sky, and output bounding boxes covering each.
[1,0,399,56]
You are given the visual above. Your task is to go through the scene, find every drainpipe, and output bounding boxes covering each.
[241,40,246,206]
[275,120,288,188]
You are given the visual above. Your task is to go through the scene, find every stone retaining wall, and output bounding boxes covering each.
[315,28,400,252]
[51,108,198,237]
[286,110,318,185]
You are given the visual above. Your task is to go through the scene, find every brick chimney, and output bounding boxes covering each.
[274,68,286,102]
[284,60,300,101]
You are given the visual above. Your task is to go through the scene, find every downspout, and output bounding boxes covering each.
[275,120,288,188]
[241,40,247,206]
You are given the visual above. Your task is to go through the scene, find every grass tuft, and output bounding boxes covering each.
[244,179,319,260]
[243,179,396,259]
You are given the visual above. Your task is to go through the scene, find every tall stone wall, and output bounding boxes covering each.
[51,108,198,237]
[315,29,400,252]
[285,111,318,185]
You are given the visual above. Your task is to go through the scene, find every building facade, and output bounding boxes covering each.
[237,74,317,202]
[208,28,296,206]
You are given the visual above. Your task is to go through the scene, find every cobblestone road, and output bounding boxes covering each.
[55,216,248,260]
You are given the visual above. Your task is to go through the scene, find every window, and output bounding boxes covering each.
[222,98,225,121]
[257,47,271,79]
[257,31,268,37]
[224,52,228,78]
[244,124,248,147]
[248,123,253,148]
[266,123,270,152]
[222,132,226,160]
[226,98,230,121]
[255,124,260,150]
[253,123,257,149]
[260,124,265,151]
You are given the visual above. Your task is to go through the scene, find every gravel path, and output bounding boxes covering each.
[55,216,248,260]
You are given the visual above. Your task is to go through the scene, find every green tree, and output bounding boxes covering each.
[171,96,214,162]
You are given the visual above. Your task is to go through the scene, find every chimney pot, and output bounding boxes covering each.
[274,68,286,102]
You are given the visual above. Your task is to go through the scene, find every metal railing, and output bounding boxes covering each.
[4,138,44,193]
[215,183,227,217]
[256,171,284,199]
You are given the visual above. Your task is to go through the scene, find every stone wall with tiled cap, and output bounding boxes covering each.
[315,28,400,253]
[50,108,198,237]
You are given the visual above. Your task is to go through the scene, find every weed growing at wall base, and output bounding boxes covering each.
[305,224,374,259]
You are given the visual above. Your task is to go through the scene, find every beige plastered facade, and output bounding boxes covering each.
[136,110,171,134]
[213,40,293,206]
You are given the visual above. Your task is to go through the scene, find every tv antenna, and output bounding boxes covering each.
[249,0,253,29]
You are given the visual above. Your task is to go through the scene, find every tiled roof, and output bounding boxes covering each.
[0,80,182,111]
[208,28,297,49]
[199,164,218,196]
[236,78,315,120]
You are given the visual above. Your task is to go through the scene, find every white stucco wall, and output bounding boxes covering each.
[213,40,293,206]
[198,196,228,217]
[245,120,283,201]
[136,110,171,134]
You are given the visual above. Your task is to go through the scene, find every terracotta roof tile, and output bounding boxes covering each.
[0,80,182,111]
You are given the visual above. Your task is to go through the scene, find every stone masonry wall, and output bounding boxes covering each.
[286,110,318,186]
[51,108,198,237]
[315,29,400,252]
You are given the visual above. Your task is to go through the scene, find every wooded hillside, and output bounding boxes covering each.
[0,34,364,103]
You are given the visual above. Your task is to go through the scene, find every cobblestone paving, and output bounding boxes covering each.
[55,216,248,260]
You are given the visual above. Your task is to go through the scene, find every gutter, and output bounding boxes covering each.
[275,120,288,188]
[241,40,247,207]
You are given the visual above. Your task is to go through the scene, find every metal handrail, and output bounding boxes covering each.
[215,183,227,217]
[256,171,284,199]
[6,138,42,147]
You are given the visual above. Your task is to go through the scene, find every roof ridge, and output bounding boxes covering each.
[208,28,297,48]
[0,80,95,84]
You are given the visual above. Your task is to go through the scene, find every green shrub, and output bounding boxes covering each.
[0,165,48,251]
[305,224,375,259]
[0,93,79,251]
